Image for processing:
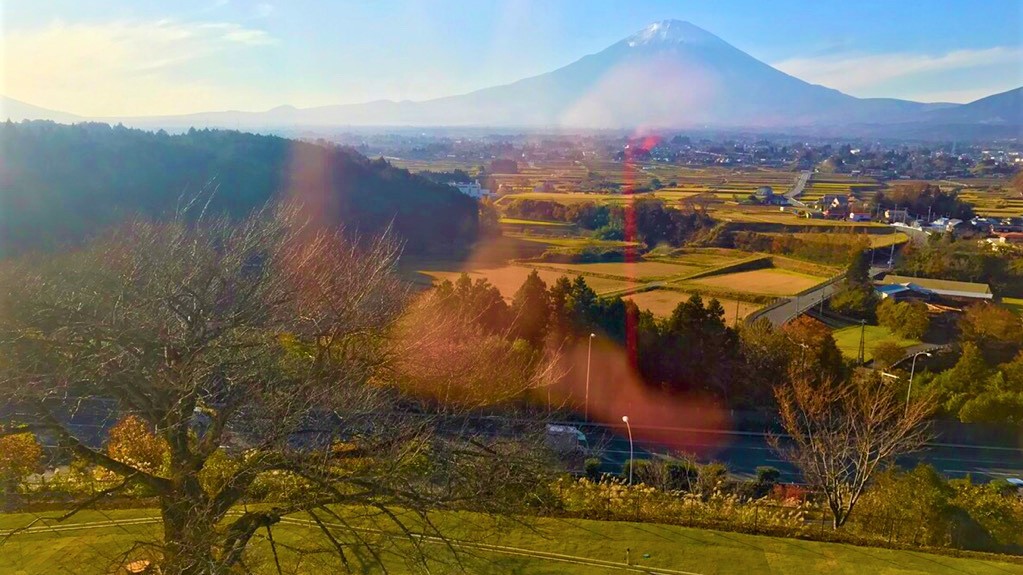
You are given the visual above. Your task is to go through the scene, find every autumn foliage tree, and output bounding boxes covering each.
[771,370,934,528]
[0,432,41,510]
[107,415,169,476]
[958,303,1023,363]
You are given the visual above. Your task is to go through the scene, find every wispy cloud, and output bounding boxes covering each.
[253,3,275,19]
[3,19,276,115]
[773,46,1023,102]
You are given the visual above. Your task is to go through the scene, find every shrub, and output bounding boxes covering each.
[697,462,728,496]
[756,466,781,485]
[664,459,699,491]
[950,477,1023,550]
[770,483,809,505]
[621,459,654,485]
[584,457,602,482]
[555,477,809,530]
[853,465,955,547]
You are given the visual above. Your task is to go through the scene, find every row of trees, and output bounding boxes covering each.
[435,270,852,408]
[875,182,974,221]
[731,231,871,266]
[502,198,715,247]
[898,235,1023,297]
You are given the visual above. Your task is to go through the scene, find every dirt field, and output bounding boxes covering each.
[624,289,761,320]
[690,268,825,296]
[536,261,702,281]
[420,265,640,298]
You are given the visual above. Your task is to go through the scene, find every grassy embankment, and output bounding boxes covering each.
[1,508,1020,575]
[832,325,922,362]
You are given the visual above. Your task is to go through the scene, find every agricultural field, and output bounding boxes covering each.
[893,177,1022,218]
[800,174,880,201]
[1,508,1019,575]
[712,206,886,228]
[498,217,574,227]
[689,268,826,296]
[533,260,704,281]
[758,231,908,249]
[832,325,922,362]
[957,187,1023,218]
[486,164,808,205]
[624,289,761,320]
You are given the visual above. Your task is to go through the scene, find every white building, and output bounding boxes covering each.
[449,180,491,199]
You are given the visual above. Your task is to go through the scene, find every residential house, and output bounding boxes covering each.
[449,180,491,198]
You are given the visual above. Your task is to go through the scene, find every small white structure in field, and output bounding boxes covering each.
[449,180,491,199]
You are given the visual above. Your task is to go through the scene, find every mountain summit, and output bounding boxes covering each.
[624,20,726,48]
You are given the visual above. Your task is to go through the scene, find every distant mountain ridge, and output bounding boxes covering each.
[923,87,1022,124]
[3,20,1021,137]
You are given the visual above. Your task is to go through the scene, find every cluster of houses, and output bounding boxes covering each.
[891,215,1023,243]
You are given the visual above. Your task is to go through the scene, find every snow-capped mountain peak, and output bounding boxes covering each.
[625,20,724,47]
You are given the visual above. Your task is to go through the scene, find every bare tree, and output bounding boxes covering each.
[770,369,934,528]
[0,205,557,574]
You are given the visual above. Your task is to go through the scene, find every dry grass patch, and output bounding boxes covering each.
[539,261,703,281]
[690,268,825,296]
[624,289,761,319]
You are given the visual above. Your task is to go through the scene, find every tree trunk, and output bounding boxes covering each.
[160,491,215,575]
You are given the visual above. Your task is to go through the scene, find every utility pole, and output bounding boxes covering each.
[858,320,867,366]
[585,333,595,422]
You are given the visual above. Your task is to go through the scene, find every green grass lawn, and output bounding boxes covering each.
[832,325,921,362]
[2,508,1021,574]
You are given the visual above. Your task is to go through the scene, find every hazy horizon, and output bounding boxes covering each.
[3,0,1023,117]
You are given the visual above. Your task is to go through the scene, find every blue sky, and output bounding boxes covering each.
[3,0,1023,115]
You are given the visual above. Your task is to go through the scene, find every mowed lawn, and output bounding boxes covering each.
[1,509,1020,575]
[625,289,761,320]
[690,268,825,296]
[421,265,640,298]
[832,325,922,362]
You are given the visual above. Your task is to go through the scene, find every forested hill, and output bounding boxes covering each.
[0,121,478,257]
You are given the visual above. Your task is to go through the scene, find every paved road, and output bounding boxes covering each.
[751,266,891,328]
[754,280,841,327]
[783,171,811,208]
[581,423,1023,484]
[889,343,952,369]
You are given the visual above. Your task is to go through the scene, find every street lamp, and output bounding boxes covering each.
[622,415,634,485]
[906,351,932,414]
[585,333,595,422]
